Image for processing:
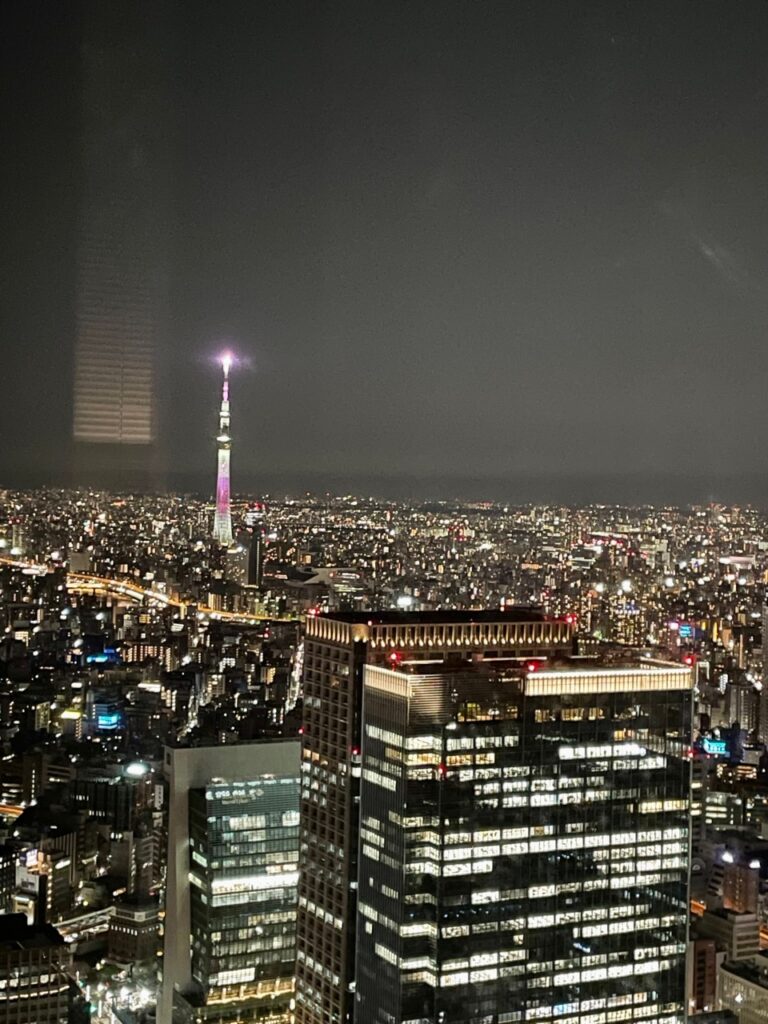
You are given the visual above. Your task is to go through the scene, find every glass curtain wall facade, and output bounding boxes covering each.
[296,611,574,1024]
[187,777,300,1024]
[354,659,692,1024]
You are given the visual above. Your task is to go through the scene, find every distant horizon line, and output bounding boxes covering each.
[2,468,768,511]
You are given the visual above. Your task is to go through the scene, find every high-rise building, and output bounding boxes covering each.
[161,740,300,1024]
[71,761,155,830]
[72,3,169,485]
[226,542,249,585]
[295,610,574,1024]
[722,862,760,914]
[0,846,15,913]
[246,530,265,588]
[0,914,73,1024]
[687,938,719,1015]
[213,355,234,547]
[354,657,692,1024]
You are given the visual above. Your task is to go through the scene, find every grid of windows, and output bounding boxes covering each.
[0,924,72,1024]
[188,777,299,1023]
[296,614,574,1024]
[354,665,691,1024]
[296,642,357,1024]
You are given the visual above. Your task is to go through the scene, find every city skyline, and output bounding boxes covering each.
[0,482,764,1021]
[6,3,768,1023]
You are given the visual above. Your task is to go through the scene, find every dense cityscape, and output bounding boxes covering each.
[3,456,768,1022]
[5,2,768,1024]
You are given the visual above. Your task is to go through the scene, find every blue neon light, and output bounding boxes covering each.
[96,712,121,730]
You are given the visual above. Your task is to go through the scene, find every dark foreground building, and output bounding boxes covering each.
[0,915,72,1024]
[354,656,692,1024]
[295,610,574,1024]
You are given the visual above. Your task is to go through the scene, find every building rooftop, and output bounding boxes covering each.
[720,952,768,986]
[370,654,692,699]
[386,653,688,677]
[317,607,549,625]
[694,1014,739,1024]
[0,914,65,951]
[703,908,758,922]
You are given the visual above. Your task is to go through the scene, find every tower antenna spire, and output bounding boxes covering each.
[212,353,234,546]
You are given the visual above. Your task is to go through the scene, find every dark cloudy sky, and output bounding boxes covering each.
[3,0,768,503]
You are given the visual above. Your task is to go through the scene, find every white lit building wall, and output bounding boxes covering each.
[355,662,692,1024]
[717,957,768,1024]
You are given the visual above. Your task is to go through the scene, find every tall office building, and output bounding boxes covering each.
[161,740,300,1024]
[246,530,265,588]
[295,610,574,1024]
[355,657,692,1024]
[227,531,264,588]
[687,938,718,1016]
[72,3,169,485]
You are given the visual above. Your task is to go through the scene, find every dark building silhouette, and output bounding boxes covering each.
[0,915,73,1024]
[295,610,573,1024]
[354,657,692,1024]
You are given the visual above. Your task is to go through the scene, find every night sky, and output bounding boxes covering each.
[3,1,768,503]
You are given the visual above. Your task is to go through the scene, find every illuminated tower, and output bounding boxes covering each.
[213,355,234,547]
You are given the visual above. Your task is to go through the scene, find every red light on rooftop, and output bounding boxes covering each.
[389,651,402,664]
[526,661,539,673]
[684,655,695,667]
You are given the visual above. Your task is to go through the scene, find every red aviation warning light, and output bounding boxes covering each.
[389,650,402,665]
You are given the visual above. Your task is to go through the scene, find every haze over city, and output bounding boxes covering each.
[4,1,768,502]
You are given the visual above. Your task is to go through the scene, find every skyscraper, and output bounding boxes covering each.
[161,740,300,1024]
[213,355,234,547]
[72,3,169,486]
[295,610,574,1024]
[354,656,692,1024]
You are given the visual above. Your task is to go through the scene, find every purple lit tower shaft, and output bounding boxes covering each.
[213,359,234,546]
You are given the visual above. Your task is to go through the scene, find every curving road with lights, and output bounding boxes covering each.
[0,556,297,625]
